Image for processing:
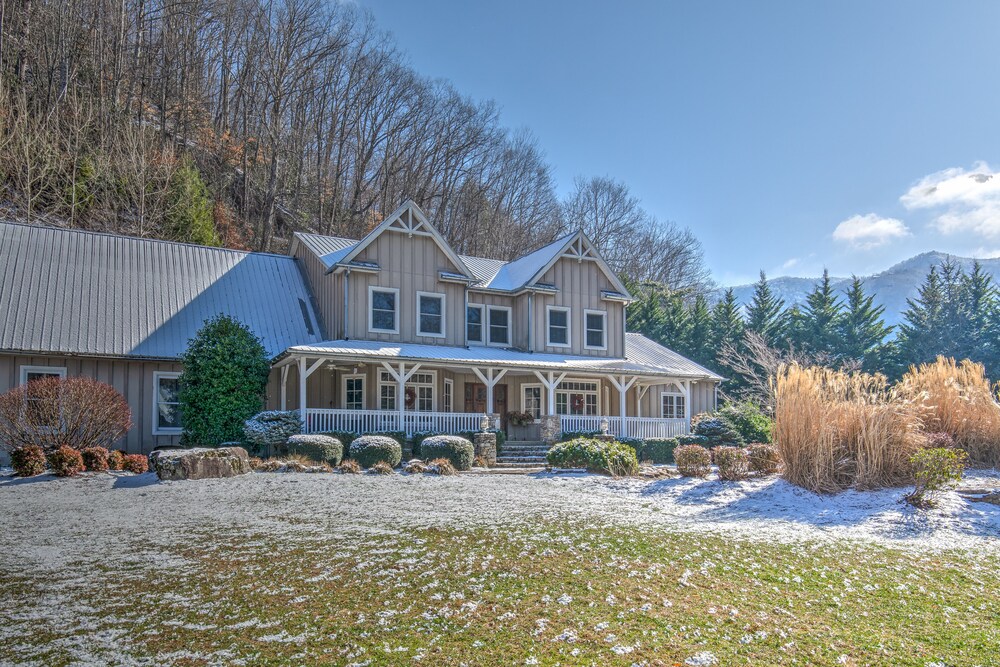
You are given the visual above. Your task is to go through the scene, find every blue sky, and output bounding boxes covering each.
[359,0,1000,285]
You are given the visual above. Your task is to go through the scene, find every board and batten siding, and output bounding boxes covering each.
[292,242,337,339]
[639,380,717,420]
[0,353,183,453]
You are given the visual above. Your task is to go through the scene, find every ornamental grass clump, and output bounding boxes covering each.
[369,461,395,475]
[47,446,84,477]
[898,357,1000,467]
[286,434,343,466]
[746,443,781,475]
[80,446,110,472]
[713,446,750,481]
[773,365,923,493]
[11,445,46,477]
[420,435,474,471]
[674,444,711,477]
[349,435,402,469]
[905,447,968,508]
[338,459,362,474]
[427,458,457,476]
[546,438,638,477]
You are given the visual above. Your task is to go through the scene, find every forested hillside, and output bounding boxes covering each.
[0,0,708,292]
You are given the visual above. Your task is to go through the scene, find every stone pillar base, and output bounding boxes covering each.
[593,434,615,442]
[473,432,497,466]
[539,415,561,444]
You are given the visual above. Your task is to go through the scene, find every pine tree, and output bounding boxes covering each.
[659,290,692,354]
[897,266,948,367]
[959,261,999,376]
[745,271,787,347]
[838,276,893,370]
[166,158,221,247]
[709,289,744,358]
[686,294,714,366]
[796,270,844,356]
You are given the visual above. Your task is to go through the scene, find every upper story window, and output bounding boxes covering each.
[417,291,446,338]
[487,305,511,347]
[546,306,570,348]
[584,309,607,350]
[467,304,484,344]
[369,286,399,334]
[153,371,182,434]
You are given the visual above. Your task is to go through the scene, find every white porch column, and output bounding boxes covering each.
[280,365,289,411]
[606,374,638,437]
[683,379,692,428]
[472,367,508,417]
[636,384,650,419]
[297,357,326,431]
[533,370,567,415]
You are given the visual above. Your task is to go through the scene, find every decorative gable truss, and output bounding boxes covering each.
[528,231,632,302]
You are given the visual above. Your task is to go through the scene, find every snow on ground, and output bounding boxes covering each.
[0,466,997,576]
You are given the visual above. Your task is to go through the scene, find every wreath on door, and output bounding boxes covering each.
[570,394,585,413]
[405,386,417,409]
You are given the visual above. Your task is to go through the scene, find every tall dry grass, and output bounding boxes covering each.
[898,357,1000,467]
[772,365,924,493]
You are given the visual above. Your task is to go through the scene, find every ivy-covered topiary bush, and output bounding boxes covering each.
[641,437,679,464]
[546,438,638,477]
[713,446,750,481]
[11,445,46,477]
[286,434,343,466]
[243,411,303,456]
[675,444,711,477]
[420,435,474,471]
[693,417,744,446]
[179,315,271,447]
[349,435,402,469]
[47,446,84,477]
[80,446,110,472]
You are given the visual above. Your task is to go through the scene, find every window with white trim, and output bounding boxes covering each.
[584,309,607,350]
[417,291,446,337]
[379,370,435,412]
[546,306,570,348]
[467,304,484,344]
[153,371,183,434]
[487,305,511,346]
[522,384,542,419]
[661,391,686,419]
[443,379,454,413]
[19,366,67,427]
[555,381,599,416]
[369,286,399,334]
[343,375,365,410]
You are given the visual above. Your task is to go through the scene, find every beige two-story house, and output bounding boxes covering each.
[0,200,721,454]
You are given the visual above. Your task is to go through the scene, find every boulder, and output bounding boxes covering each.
[150,447,252,481]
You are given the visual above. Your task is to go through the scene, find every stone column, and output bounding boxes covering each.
[473,432,497,466]
[539,415,561,445]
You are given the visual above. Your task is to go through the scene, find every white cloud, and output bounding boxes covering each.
[900,161,1000,238]
[832,213,910,249]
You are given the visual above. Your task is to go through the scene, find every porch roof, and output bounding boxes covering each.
[278,333,723,382]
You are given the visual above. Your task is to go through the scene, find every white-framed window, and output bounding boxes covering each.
[467,304,485,344]
[443,379,454,413]
[368,286,399,334]
[416,291,446,338]
[153,371,183,435]
[546,306,571,348]
[19,365,67,385]
[342,374,365,410]
[379,370,436,412]
[661,390,686,419]
[555,380,599,416]
[487,305,511,347]
[522,384,542,420]
[584,309,607,350]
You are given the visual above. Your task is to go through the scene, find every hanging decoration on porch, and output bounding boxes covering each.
[405,386,417,409]
[570,394,585,413]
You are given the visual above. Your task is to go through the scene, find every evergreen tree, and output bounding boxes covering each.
[166,158,221,246]
[959,261,1000,376]
[686,294,714,366]
[796,270,844,356]
[897,266,948,367]
[658,290,692,354]
[709,289,744,359]
[745,271,787,346]
[838,276,893,370]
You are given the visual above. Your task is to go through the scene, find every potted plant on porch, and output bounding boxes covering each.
[506,411,539,441]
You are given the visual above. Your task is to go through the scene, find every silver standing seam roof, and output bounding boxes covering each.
[0,221,324,359]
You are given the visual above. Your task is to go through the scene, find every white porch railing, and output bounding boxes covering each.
[305,409,483,436]
[560,415,689,439]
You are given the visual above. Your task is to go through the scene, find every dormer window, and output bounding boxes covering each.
[369,286,399,334]
[546,306,570,348]
[487,305,511,346]
[417,291,445,338]
[584,309,607,350]
[467,304,484,344]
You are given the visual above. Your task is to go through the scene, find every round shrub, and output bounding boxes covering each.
[747,443,781,475]
[81,446,110,472]
[715,401,772,444]
[286,434,343,466]
[47,446,84,477]
[243,410,303,455]
[675,444,711,478]
[420,435,474,471]
[693,417,744,446]
[122,454,149,474]
[641,438,679,464]
[107,450,126,471]
[546,438,639,477]
[349,435,402,469]
[11,445,46,477]
[905,447,968,508]
[714,446,750,481]
[925,431,956,449]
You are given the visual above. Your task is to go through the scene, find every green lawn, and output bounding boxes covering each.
[2,519,997,666]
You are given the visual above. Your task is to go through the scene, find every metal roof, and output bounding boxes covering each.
[0,222,324,360]
[283,334,722,381]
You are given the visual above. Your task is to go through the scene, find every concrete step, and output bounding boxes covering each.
[491,462,548,471]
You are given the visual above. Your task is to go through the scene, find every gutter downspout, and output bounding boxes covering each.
[527,292,534,352]
[463,286,469,347]
[343,269,350,340]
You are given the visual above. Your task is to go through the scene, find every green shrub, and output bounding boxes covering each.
[641,438,679,464]
[180,315,271,446]
[675,444,711,477]
[244,411,303,455]
[107,450,125,471]
[286,434,343,466]
[713,446,750,481]
[747,443,781,475]
[80,446,110,472]
[317,431,357,448]
[411,431,442,457]
[677,434,711,447]
[47,446,84,477]
[716,401,772,444]
[558,430,600,442]
[693,417,744,446]
[165,157,220,246]
[905,447,968,508]
[349,435,402,469]
[420,435,474,471]
[11,445,46,477]
[546,438,639,477]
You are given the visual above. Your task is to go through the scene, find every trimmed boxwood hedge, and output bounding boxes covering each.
[420,435,474,471]
[348,435,402,469]
[546,437,638,476]
[286,434,343,466]
[640,437,679,464]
